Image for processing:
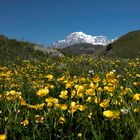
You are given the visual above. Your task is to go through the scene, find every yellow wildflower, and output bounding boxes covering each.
[136,74,140,77]
[133,93,140,101]
[79,77,86,83]
[27,103,45,110]
[86,89,95,96]
[77,133,82,138]
[133,108,139,113]
[99,99,110,109]
[94,96,100,104]
[19,96,26,105]
[0,134,6,140]
[97,87,103,92]
[45,97,59,107]
[36,88,49,97]
[133,82,140,86]
[6,90,21,101]
[55,103,61,108]
[75,85,84,92]
[58,117,65,124]
[86,96,92,102]
[89,82,98,90]
[70,90,76,98]
[48,84,54,89]
[60,104,67,110]
[78,104,86,111]
[121,87,132,96]
[66,82,72,89]
[93,74,100,83]
[21,119,29,126]
[104,85,115,92]
[69,101,77,113]
[103,110,120,119]
[59,90,68,99]
[46,74,53,80]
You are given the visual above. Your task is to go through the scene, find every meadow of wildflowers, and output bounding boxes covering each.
[0,55,140,140]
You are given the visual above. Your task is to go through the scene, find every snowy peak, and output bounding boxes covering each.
[52,32,111,48]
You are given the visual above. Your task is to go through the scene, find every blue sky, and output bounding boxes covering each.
[0,0,140,46]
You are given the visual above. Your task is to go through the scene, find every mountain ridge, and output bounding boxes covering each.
[51,32,111,48]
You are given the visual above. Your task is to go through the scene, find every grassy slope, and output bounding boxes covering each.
[0,35,49,66]
[106,30,140,58]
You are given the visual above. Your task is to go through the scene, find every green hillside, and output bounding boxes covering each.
[0,35,49,66]
[106,30,140,58]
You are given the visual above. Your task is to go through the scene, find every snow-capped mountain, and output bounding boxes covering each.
[52,32,111,48]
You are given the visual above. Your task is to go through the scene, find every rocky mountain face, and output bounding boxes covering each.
[51,32,111,48]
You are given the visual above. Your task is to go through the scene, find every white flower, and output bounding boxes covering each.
[89,70,94,74]
[120,108,128,115]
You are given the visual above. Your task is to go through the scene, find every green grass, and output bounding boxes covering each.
[106,30,140,58]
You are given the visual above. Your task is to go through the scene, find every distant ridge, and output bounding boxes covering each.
[57,43,105,56]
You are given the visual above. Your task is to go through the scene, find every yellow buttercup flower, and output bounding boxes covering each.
[99,99,110,109]
[78,104,86,111]
[0,134,6,140]
[60,104,67,110]
[103,110,120,119]
[45,97,59,107]
[79,77,86,83]
[6,90,21,101]
[75,85,84,92]
[97,87,103,92]
[21,119,29,126]
[36,88,49,97]
[77,133,82,138]
[136,74,140,77]
[89,82,98,90]
[66,82,72,89]
[133,93,140,101]
[133,108,139,113]
[86,89,95,96]
[92,74,100,83]
[69,101,77,113]
[46,74,53,80]
[58,117,65,124]
[121,87,132,96]
[59,90,68,99]
[86,96,92,102]
[70,90,76,98]
[19,96,27,106]
[55,103,61,108]
[104,86,115,92]
[94,96,100,104]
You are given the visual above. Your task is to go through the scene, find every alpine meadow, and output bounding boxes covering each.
[0,30,140,139]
